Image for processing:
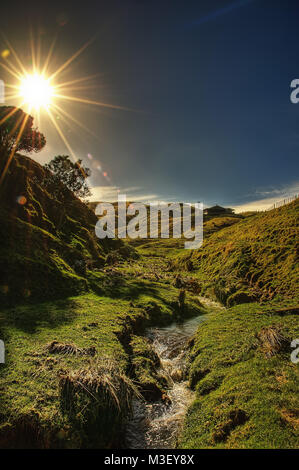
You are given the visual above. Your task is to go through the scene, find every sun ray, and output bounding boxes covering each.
[41,36,57,76]
[2,58,23,79]
[4,93,23,100]
[0,31,138,186]
[46,107,78,162]
[36,29,42,71]
[29,26,36,73]
[51,102,100,140]
[55,84,102,93]
[0,113,29,186]
[49,36,96,82]
[0,61,23,81]
[49,104,72,128]
[0,33,139,118]
[4,83,21,90]
[0,105,24,126]
[9,111,24,138]
[53,93,135,111]
[55,73,100,90]
[1,34,27,76]
[46,107,88,179]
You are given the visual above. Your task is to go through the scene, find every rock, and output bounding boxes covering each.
[161,393,172,405]
[171,368,183,382]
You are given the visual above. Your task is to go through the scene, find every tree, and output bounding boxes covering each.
[0,106,46,156]
[44,155,91,201]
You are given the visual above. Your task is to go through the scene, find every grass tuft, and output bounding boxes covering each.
[58,357,141,447]
[46,340,96,357]
[257,326,288,358]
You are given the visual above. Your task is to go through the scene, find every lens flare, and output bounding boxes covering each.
[0,32,137,188]
[1,49,10,59]
[16,195,27,205]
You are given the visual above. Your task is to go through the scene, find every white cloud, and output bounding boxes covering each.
[233,181,299,212]
[89,185,160,203]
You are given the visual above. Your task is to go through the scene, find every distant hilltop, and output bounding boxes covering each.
[89,201,235,216]
[203,204,235,217]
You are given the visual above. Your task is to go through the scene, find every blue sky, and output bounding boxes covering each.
[1,0,299,210]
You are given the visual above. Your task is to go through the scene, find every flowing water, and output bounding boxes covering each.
[126,306,212,449]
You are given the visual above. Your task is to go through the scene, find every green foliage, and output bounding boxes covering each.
[44,155,91,201]
[0,153,119,304]
[0,106,46,156]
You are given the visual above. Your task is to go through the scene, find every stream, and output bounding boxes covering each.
[125,300,216,449]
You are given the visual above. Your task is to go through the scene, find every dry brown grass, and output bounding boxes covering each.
[279,409,299,430]
[59,357,141,416]
[45,340,96,357]
[257,326,288,358]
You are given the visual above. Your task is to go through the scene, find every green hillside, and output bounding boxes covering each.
[177,201,299,448]
[0,153,298,449]
[0,153,122,303]
[0,154,204,448]
[175,199,299,305]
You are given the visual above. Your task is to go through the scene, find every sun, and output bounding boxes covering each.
[0,32,133,185]
[19,73,54,110]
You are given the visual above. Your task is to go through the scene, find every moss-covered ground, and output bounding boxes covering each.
[0,256,204,448]
[0,153,298,449]
[180,301,299,448]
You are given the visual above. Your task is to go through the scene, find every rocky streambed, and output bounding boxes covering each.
[125,313,207,449]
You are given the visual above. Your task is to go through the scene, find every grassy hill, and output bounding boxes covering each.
[181,301,299,449]
[0,154,204,448]
[174,199,299,305]
[0,153,123,304]
[177,201,299,448]
[0,155,298,449]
